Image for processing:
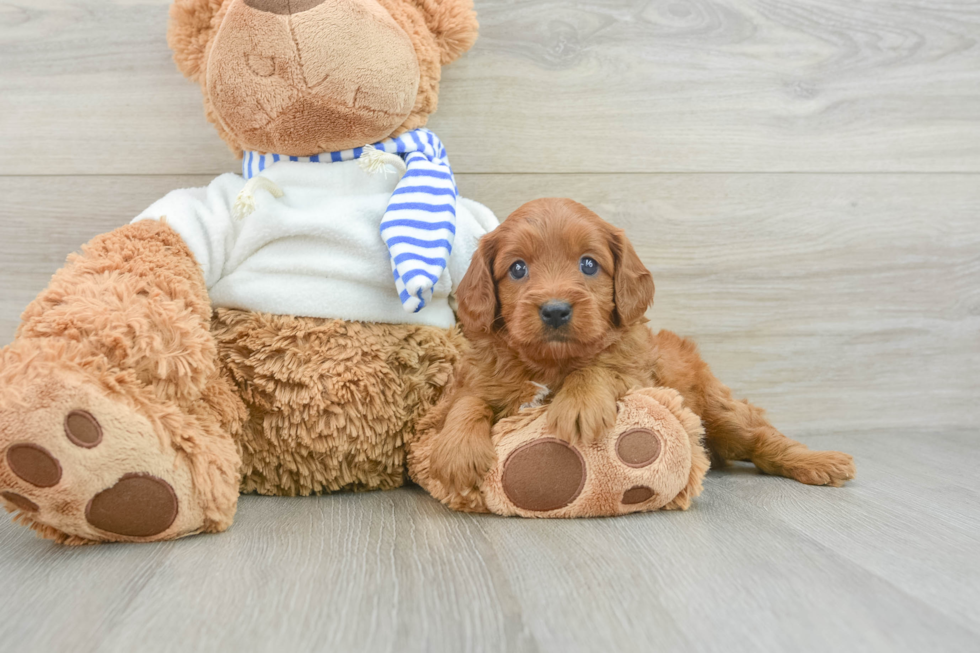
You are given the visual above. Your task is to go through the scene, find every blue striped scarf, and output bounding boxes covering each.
[242,128,457,314]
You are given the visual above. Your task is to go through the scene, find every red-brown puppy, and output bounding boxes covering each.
[428,198,855,495]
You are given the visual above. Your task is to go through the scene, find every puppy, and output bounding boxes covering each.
[429,198,856,495]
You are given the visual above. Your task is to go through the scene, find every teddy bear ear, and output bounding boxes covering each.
[167,0,227,82]
[407,0,480,65]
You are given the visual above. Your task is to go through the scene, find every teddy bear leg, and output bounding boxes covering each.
[415,387,709,518]
[481,388,710,517]
[0,221,245,544]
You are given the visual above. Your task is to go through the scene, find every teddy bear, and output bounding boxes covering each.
[0,0,498,544]
[0,0,709,544]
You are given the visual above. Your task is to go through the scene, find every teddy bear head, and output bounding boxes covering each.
[168,0,478,157]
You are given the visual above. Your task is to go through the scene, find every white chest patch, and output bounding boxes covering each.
[520,382,552,411]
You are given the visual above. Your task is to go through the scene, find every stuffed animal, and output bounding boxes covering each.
[0,0,497,544]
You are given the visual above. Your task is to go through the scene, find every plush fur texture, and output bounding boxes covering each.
[168,0,478,156]
[212,309,461,496]
[0,221,245,543]
[423,198,856,498]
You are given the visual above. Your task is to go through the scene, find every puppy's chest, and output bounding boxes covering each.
[518,381,552,410]
[495,379,560,417]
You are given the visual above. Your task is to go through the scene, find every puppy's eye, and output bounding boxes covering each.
[580,256,600,276]
[509,260,528,280]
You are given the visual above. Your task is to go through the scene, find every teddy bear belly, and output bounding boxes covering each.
[211,308,462,496]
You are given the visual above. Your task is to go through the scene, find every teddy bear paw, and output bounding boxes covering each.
[481,388,706,518]
[0,367,213,544]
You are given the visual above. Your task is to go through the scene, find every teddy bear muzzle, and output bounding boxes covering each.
[206,0,421,156]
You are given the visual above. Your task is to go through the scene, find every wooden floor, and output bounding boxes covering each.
[1,1,978,651]
[1,431,978,652]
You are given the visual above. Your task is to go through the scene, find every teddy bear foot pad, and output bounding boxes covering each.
[5,431,179,538]
[498,430,665,511]
[481,389,705,518]
[0,368,212,544]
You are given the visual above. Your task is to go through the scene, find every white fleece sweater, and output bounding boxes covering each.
[133,159,498,329]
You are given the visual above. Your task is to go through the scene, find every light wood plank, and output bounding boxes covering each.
[739,431,980,636]
[477,439,980,652]
[2,173,977,435]
[0,431,978,653]
[95,493,536,653]
[0,490,536,653]
[2,1,979,175]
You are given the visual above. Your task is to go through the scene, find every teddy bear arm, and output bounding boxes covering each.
[132,176,245,290]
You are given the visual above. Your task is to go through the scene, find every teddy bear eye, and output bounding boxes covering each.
[580,256,599,276]
[509,260,528,280]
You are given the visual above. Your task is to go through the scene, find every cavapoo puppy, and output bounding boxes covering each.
[428,198,855,495]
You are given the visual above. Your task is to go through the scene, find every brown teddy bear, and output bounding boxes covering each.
[0,0,709,544]
[0,0,497,544]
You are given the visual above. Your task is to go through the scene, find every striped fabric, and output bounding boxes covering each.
[242,129,457,313]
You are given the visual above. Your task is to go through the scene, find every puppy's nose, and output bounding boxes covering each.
[245,0,326,15]
[539,301,573,329]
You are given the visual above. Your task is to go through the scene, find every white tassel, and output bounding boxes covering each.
[233,176,284,219]
[358,144,407,178]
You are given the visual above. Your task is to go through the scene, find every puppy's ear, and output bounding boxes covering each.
[456,231,499,337]
[168,0,227,82]
[609,227,655,326]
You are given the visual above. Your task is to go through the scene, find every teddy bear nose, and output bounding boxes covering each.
[244,0,326,15]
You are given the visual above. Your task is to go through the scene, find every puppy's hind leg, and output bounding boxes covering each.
[653,330,854,486]
[700,379,855,486]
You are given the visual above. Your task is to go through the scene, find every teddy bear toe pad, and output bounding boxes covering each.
[65,410,103,448]
[1,490,39,513]
[5,443,62,487]
[0,371,205,543]
[622,485,656,504]
[483,390,697,518]
[616,428,663,467]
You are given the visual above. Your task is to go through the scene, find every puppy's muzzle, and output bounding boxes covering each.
[539,301,572,330]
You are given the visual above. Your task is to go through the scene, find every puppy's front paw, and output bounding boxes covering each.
[429,433,497,497]
[546,394,618,445]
